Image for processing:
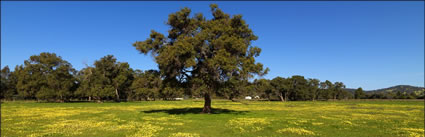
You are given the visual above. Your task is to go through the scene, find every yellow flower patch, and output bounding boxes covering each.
[312,122,324,126]
[170,132,200,137]
[343,121,353,125]
[276,128,316,136]
[398,128,425,137]
[226,118,270,132]
[126,123,163,137]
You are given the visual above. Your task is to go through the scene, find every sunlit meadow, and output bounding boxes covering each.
[1,100,424,137]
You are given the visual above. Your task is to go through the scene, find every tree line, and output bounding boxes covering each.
[0,52,358,102]
[1,53,159,102]
[2,52,422,102]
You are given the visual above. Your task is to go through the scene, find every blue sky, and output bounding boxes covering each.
[1,2,424,90]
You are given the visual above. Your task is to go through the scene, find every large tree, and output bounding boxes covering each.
[15,52,77,102]
[77,55,133,102]
[133,4,268,113]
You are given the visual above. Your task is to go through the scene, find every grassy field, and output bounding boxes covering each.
[1,100,424,137]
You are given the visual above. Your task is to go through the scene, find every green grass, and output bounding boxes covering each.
[1,100,424,137]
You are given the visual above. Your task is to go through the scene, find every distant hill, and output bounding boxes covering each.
[344,88,357,93]
[367,85,424,96]
[345,85,425,96]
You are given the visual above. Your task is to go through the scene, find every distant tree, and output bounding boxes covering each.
[231,79,250,100]
[218,78,247,100]
[244,81,256,98]
[307,78,320,101]
[339,90,353,100]
[111,61,134,101]
[320,80,333,100]
[132,4,268,113]
[38,61,77,102]
[407,92,417,99]
[333,82,346,100]
[270,77,289,101]
[385,92,396,99]
[354,87,365,99]
[395,91,406,99]
[254,79,272,100]
[77,55,133,102]
[161,84,184,100]
[129,70,161,101]
[287,75,308,101]
[1,66,8,99]
[15,52,77,102]
[75,66,95,101]
[1,66,17,100]
[1,66,9,99]
[15,64,41,100]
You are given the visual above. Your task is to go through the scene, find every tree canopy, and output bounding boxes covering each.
[12,52,77,102]
[133,4,268,113]
[76,55,133,102]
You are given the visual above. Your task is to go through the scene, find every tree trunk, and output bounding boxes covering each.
[202,93,212,114]
[267,94,271,101]
[279,92,284,102]
[96,97,103,103]
[115,88,120,102]
[89,96,91,101]
[229,95,233,101]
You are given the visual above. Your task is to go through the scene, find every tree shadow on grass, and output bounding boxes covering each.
[141,108,249,115]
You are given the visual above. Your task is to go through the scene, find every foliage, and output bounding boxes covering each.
[354,87,365,99]
[76,55,133,101]
[12,52,77,102]
[246,76,353,101]
[132,4,268,112]
[1,66,18,100]
[3,51,422,102]
[253,79,272,100]
[129,70,161,101]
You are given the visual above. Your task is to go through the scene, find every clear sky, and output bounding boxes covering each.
[1,1,424,90]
